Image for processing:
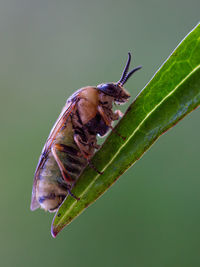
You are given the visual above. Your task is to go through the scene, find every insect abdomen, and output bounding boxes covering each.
[35,120,88,212]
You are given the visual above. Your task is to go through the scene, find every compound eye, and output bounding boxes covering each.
[97,83,116,97]
[97,83,108,90]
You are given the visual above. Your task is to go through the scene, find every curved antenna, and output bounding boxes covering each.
[117,52,142,86]
[121,65,142,85]
[117,52,131,85]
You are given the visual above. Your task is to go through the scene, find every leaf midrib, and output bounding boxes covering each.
[59,64,200,223]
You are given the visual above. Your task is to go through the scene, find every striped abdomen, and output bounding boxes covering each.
[35,119,88,212]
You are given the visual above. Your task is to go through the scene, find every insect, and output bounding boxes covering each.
[30,52,141,212]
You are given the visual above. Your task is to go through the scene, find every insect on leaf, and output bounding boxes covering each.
[52,23,200,237]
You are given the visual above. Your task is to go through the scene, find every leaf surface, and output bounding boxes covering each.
[52,23,200,237]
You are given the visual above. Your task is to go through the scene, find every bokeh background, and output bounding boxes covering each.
[0,0,199,266]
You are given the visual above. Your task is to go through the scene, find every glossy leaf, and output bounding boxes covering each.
[52,23,200,237]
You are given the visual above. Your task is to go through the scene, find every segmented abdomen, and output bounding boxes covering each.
[35,119,88,212]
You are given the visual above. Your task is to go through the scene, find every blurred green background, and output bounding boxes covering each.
[0,0,199,266]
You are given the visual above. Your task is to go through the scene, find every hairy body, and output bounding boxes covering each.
[31,87,122,211]
[31,53,141,212]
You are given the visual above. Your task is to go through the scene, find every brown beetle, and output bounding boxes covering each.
[30,53,141,212]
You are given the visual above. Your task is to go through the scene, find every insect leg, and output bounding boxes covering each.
[67,190,80,201]
[97,105,112,127]
[87,160,103,175]
[51,144,74,183]
[51,144,80,201]
[74,134,94,158]
[98,105,126,140]
[113,109,124,119]
[74,134,103,175]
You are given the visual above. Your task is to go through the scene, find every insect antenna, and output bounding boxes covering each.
[117,52,142,86]
[118,52,132,85]
[121,65,142,85]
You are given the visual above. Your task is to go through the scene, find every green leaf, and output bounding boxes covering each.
[52,23,200,237]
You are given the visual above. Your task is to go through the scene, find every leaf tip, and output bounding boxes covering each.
[51,224,58,238]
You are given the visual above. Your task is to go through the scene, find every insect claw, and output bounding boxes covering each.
[109,125,126,141]
[95,169,104,175]
[88,160,103,175]
[67,188,80,201]
[121,135,126,141]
